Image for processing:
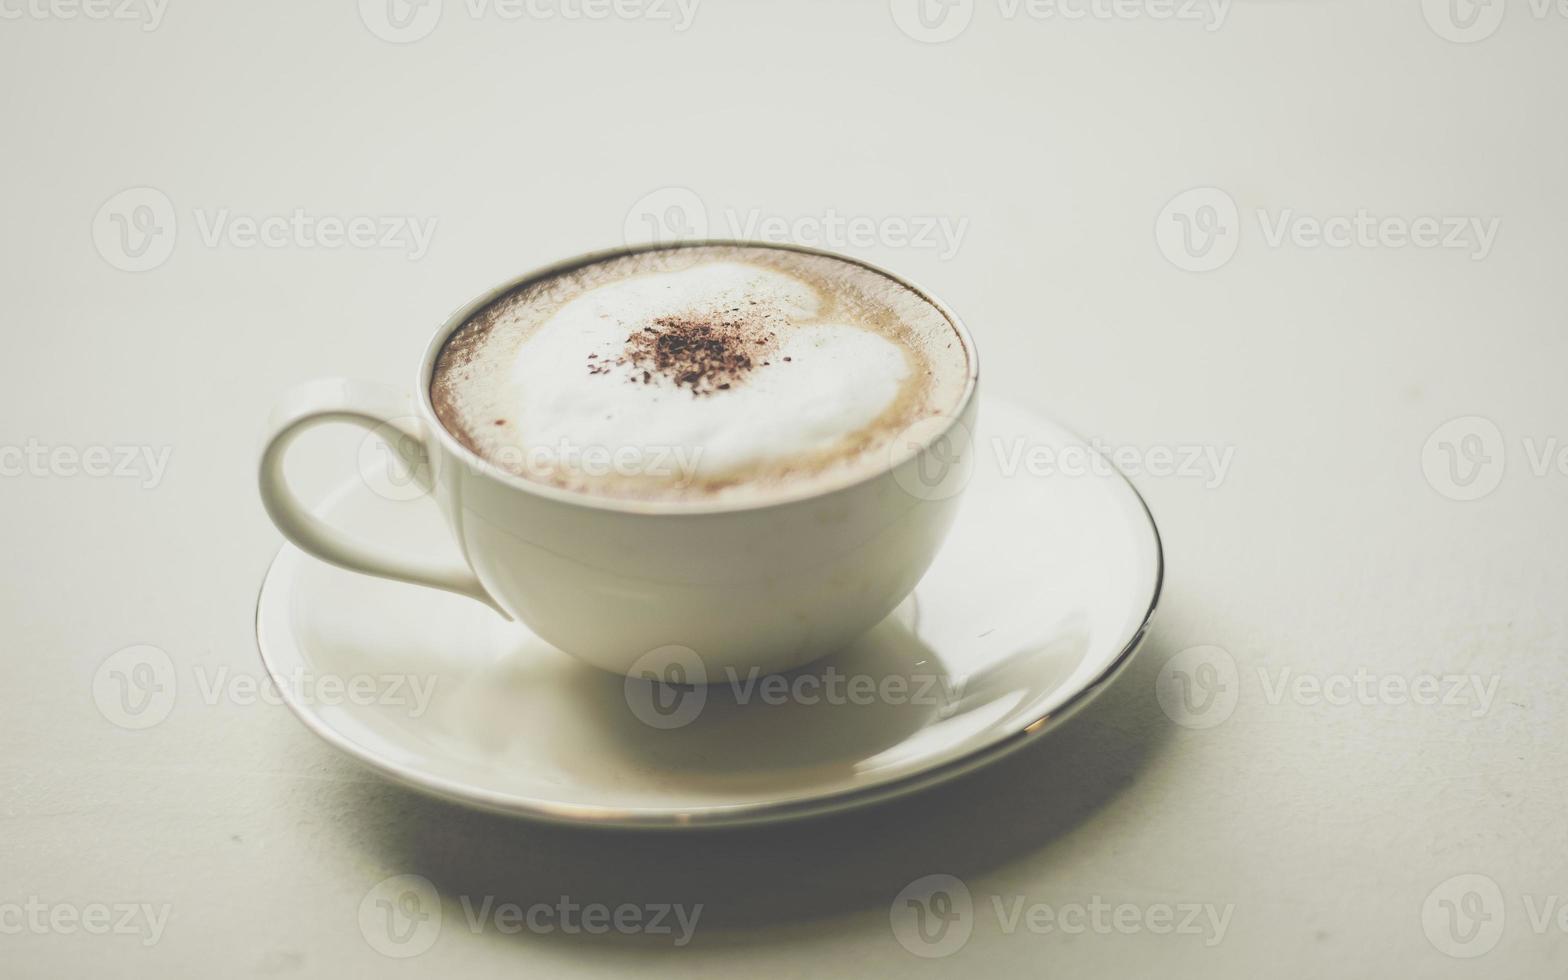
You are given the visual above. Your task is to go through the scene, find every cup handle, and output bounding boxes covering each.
[258,378,509,617]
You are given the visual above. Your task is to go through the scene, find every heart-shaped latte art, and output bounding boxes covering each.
[504,262,912,487]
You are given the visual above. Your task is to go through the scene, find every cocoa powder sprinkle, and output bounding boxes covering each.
[587,312,780,396]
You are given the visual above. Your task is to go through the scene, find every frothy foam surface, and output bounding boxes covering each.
[431,245,970,504]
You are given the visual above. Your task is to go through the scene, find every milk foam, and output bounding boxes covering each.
[431,245,969,504]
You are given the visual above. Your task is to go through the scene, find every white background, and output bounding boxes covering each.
[2,0,1565,975]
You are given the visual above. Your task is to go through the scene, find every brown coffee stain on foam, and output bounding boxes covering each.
[429,244,964,503]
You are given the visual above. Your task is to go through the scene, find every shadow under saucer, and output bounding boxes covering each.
[315,626,1177,951]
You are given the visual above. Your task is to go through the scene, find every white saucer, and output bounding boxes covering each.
[255,397,1162,829]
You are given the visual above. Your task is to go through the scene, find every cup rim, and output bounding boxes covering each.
[415,239,980,517]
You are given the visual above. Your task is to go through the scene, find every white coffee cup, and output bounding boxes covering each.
[258,243,979,677]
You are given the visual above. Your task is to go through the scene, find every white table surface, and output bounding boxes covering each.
[3,1,1565,976]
